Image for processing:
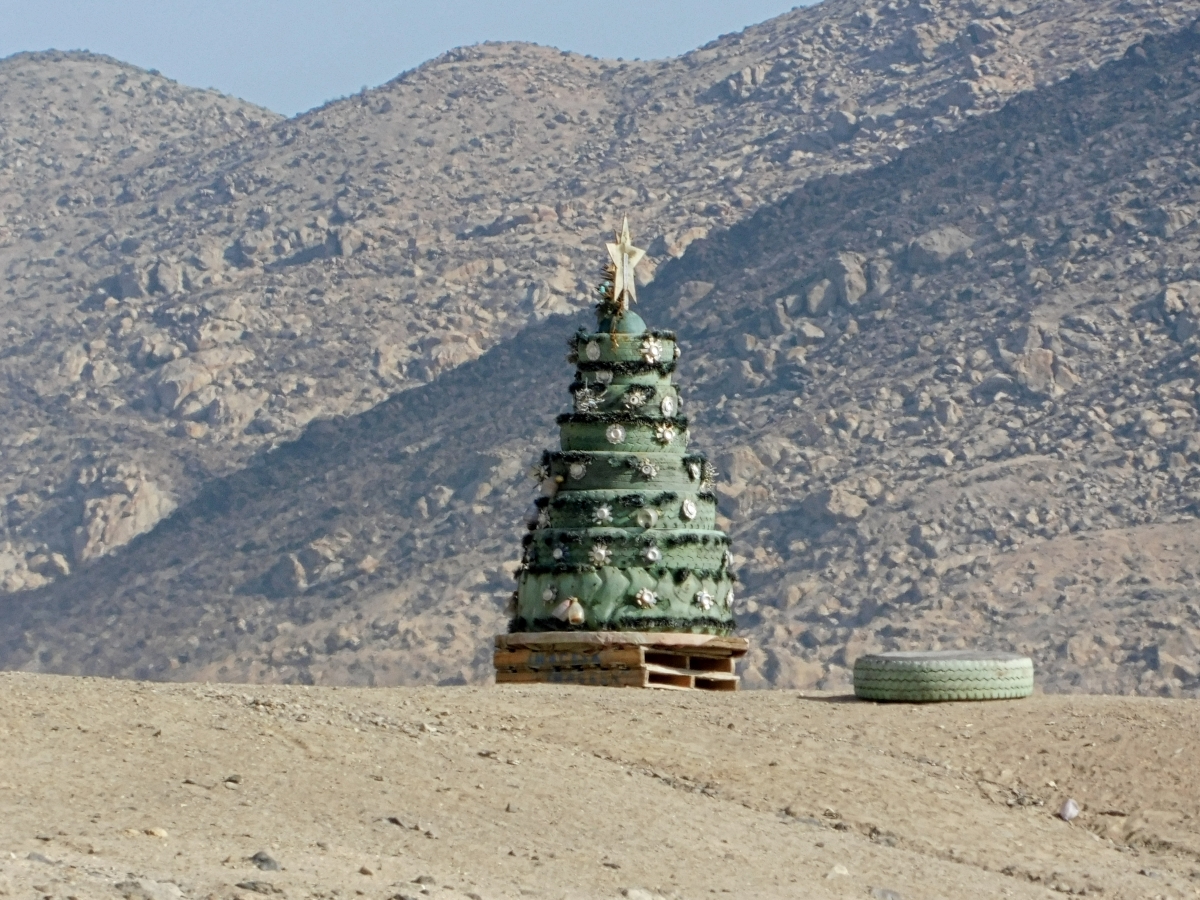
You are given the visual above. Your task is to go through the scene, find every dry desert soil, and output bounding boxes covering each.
[1,673,1198,900]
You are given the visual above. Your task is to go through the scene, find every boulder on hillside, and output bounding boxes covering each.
[1147,205,1195,238]
[907,226,974,271]
[114,264,149,299]
[148,259,185,294]
[420,333,484,380]
[155,347,254,410]
[74,474,176,562]
[652,225,705,260]
[1010,348,1080,397]
[1162,281,1200,342]
[805,278,835,316]
[827,251,868,306]
[715,445,766,484]
[266,554,308,597]
[802,487,868,523]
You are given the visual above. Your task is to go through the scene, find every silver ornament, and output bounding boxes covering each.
[605,424,626,444]
[695,590,714,611]
[585,340,601,361]
[574,388,599,413]
[635,509,659,528]
[654,423,676,445]
[634,587,658,608]
[569,462,587,480]
[623,388,648,409]
[593,505,613,524]
[552,546,566,561]
[637,458,658,479]
[640,337,663,363]
[589,544,612,566]
[542,586,558,604]
[660,396,676,417]
[643,545,662,564]
[674,344,681,360]
[687,462,701,481]
[681,499,698,521]
[722,549,733,568]
[595,369,613,385]
[726,588,735,609]
[537,509,551,528]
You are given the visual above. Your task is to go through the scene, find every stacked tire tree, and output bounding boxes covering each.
[495,221,747,690]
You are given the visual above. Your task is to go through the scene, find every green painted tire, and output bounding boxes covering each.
[853,651,1034,702]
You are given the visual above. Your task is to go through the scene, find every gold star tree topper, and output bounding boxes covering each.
[606,216,646,312]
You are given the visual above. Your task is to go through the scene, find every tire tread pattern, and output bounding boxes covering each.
[853,651,1034,702]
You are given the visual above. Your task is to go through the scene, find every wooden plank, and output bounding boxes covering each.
[645,667,694,689]
[494,648,644,671]
[496,667,648,688]
[498,631,749,657]
[645,680,694,691]
[644,662,738,683]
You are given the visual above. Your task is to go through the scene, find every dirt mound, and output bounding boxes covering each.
[2,673,1198,899]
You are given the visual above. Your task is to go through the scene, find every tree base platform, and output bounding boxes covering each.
[494,632,749,692]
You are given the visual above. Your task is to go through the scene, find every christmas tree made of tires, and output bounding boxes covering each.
[510,219,738,636]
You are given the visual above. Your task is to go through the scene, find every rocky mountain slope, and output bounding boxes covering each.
[1,0,1197,593]
[4,17,1200,697]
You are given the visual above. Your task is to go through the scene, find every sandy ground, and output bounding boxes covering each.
[1,674,1198,900]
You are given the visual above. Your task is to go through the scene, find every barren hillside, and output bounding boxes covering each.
[3,18,1200,696]
[1,0,1197,592]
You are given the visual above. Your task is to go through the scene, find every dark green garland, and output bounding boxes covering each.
[557,412,689,427]
[568,381,660,401]
[575,360,677,377]
[547,449,708,467]
[530,490,715,525]
[548,491,683,510]
[519,563,734,581]
[531,531,730,549]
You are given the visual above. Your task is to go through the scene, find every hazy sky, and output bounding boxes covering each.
[0,1,813,117]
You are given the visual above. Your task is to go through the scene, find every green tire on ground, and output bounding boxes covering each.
[853,651,1034,702]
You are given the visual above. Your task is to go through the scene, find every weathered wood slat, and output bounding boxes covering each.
[493,648,644,671]
[643,662,738,682]
[496,667,648,687]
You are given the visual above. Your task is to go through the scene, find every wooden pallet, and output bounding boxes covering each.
[494,632,749,692]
